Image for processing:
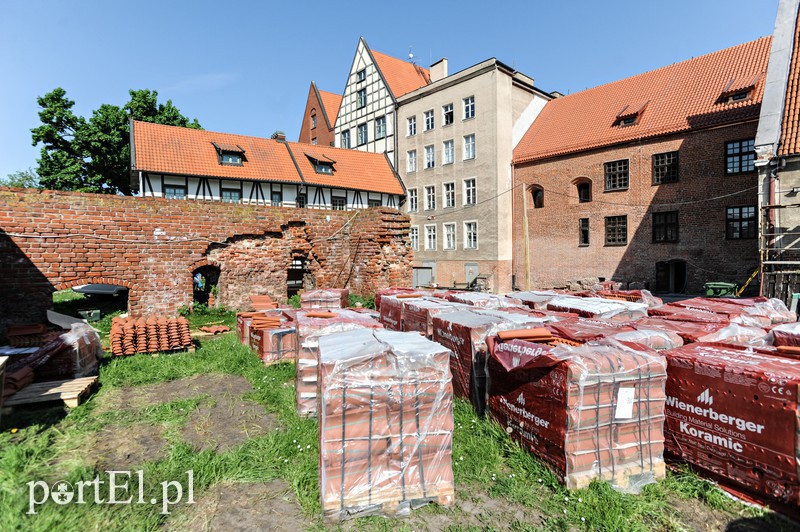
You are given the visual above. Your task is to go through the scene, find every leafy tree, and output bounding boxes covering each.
[1,168,40,188]
[31,88,201,195]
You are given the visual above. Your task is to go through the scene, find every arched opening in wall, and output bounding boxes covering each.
[288,252,312,298]
[192,265,221,307]
[655,259,687,293]
[529,185,544,209]
[52,281,129,323]
[571,177,592,203]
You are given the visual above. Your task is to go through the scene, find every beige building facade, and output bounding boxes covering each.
[396,59,550,292]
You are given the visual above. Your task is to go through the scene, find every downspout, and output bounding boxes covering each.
[518,165,531,290]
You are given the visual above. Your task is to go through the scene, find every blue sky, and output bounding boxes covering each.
[0,0,779,180]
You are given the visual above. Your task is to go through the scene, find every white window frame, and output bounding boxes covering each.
[410,226,419,251]
[357,123,368,146]
[375,116,386,139]
[443,103,454,126]
[407,116,416,136]
[443,181,455,208]
[425,185,436,211]
[443,139,454,165]
[464,220,478,249]
[408,188,418,212]
[425,145,435,169]
[424,110,434,131]
[407,150,417,173]
[425,224,437,250]
[464,96,475,119]
[444,223,456,250]
[463,178,476,205]
[341,130,351,149]
[357,88,367,109]
[464,134,476,160]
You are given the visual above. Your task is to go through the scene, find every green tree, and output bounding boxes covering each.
[31,88,201,195]
[1,168,40,188]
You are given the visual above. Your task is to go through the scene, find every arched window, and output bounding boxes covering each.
[571,177,592,203]
[530,185,544,209]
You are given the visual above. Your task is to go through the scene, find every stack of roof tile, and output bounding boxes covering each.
[300,289,350,310]
[318,328,454,522]
[109,316,192,356]
[487,337,667,493]
[547,296,648,321]
[5,324,57,347]
[295,309,383,416]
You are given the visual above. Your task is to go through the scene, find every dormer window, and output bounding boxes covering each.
[719,74,759,104]
[212,142,245,166]
[315,163,333,174]
[305,152,336,175]
[615,100,649,127]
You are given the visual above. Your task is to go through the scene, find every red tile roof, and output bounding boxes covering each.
[371,49,431,98]
[132,120,404,195]
[318,89,342,129]
[514,37,771,164]
[779,19,800,156]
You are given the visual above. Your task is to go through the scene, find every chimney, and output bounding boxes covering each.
[430,58,448,83]
[271,131,287,142]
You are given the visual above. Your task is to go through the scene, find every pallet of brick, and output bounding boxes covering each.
[295,309,383,417]
[401,297,468,338]
[446,292,524,309]
[607,328,684,351]
[648,304,728,324]
[547,295,648,321]
[252,326,297,366]
[695,323,767,347]
[237,311,267,344]
[318,328,454,522]
[487,337,667,493]
[766,322,800,347]
[547,317,636,344]
[595,289,663,308]
[300,288,350,309]
[663,342,800,506]
[632,317,725,343]
[379,293,424,331]
[374,287,417,313]
[661,297,778,328]
[512,290,562,310]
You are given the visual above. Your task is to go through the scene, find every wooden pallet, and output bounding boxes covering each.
[2,376,98,412]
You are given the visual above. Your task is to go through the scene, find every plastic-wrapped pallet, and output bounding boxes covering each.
[766,322,800,347]
[634,317,725,343]
[318,328,454,522]
[548,317,636,344]
[696,323,767,347]
[375,287,418,313]
[547,296,648,321]
[512,290,561,310]
[252,327,297,365]
[446,291,524,309]
[663,343,800,506]
[237,311,269,344]
[486,337,667,493]
[379,294,425,331]
[648,304,727,323]
[607,328,684,351]
[401,297,467,338]
[295,309,383,416]
[300,288,350,309]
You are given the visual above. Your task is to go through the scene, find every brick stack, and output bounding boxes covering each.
[375,287,418,313]
[487,338,667,492]
[295,309,383,416]
[547,295,648,321]
[301,289,350,309]
[318,328,454,522]
[401,297,467,338]
[548,317,636,344]
[109,316,192,356]
[446,292,524,309]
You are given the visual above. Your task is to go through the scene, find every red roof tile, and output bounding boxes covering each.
[779,19,800,156]
[318,89,342,129]
[514,37,771,163]
[371,49,430,98]
[132,120,403,195]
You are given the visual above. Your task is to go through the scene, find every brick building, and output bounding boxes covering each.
[512,38,771,293]
[297,82,341,147]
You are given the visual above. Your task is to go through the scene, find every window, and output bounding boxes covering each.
[311,114,317,129]
[726,139,755,174]
[221,189,240,204]
[271,190,282,206]
[443,139,454,164]
[443,103,454,126]
[730,91,749,101]
[357,88,367,109]
[464,134,475,160]
[341,130,351,149]
[464,96,475,119]
[444,182,455,208]
[296,194,307,208]
[726,206,756,239]
[652,151,679,184]
[407,150,417,172]
[368,198,382,207]
[375,116,386,139]
[164,185,186,200]
[531,186,544,208]
[425,225,437,250]
[579,218,590,246]
[425,185,436,210]
[653,211,679,243]
[465,222,477,249]
[221,153,242,165]
[577,182,592,203]
[424,110,434,131]
[408,188,418,212]
[311,138,317,145]
[464,178,476,205]
[410,226,419,251]
[605,215,628,245]
[604,159,629,190]
[408,116,417,136]
[444,223,456,250]
[356,69,366,83]
[620,116,637,126]
[314,162,333,175]
[357,123,367,146]
[425,145,435,168]
[332,196,346,211]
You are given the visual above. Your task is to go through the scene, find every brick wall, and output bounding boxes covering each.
[512,122,759,293]
[0,188,411,329]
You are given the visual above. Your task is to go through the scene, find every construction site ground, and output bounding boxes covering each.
[0,332,795,531]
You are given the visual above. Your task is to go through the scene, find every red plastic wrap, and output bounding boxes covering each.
[767,322,800,347]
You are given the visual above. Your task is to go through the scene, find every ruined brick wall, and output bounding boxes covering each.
[512,122,759,293]
[0,188,411,329]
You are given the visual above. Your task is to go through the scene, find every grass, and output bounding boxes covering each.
[0,333,793,531]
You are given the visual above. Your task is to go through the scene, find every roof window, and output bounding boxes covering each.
[305,152,336,175]
[614,100,649,127]
[719,74,760,103]
[212,142,245,166]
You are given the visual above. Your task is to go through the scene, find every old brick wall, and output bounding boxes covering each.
[512,122,759,293]
[0,188,411,329]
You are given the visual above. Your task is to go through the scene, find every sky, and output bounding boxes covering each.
[0,0,780,180]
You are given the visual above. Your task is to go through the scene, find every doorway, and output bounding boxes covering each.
[655,260,687,293]
[193,265,220,305]
[287,257,308,298]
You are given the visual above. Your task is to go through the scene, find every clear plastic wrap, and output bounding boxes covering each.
[252,326,296,365]
[400,298,468,338]
[696,323,767,347]
[60,323,102,377]
[295,309,383,416]
[510,291,561,310]
[486,337,666,493]
[374,287,418,313]
[547,317,636,344]
[765,321,800,347]
[547,296,648,321]
[633,317,725,343]
[318,328,454,522]
[300,288,350,309]
[446,292,525,309]
[608,329,684,350]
